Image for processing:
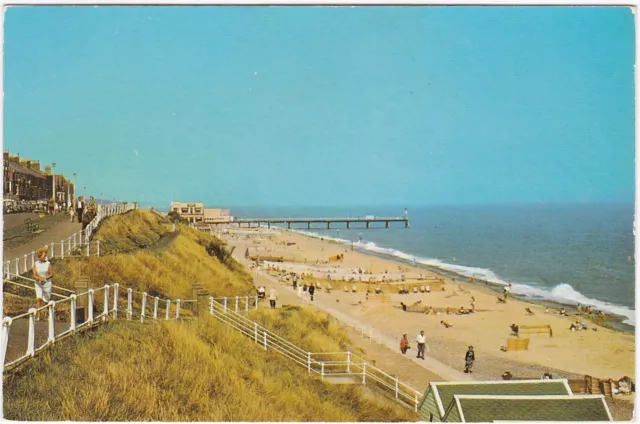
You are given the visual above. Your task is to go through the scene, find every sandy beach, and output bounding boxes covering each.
[216,225,635,388]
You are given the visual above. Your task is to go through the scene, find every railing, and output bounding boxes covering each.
[210,295,259,313]
[208,297,422,411]
[4,273,74,300]
[83,202,137,243]
[3,202,137,279]
[4,240,101,279]
[1,281,191,372]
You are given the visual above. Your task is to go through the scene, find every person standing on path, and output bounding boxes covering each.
[464,346,475,373]
[76,196,84,224]
[416,330,427,360]
[400,334,410,354]
[32,247,54,319]
[269,287,278,309]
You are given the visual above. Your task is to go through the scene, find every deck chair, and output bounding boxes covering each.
[413,286,419,294]
[351,284,357,293]
[398,285,405,294]
[344,285,349,293]
[375,287,382,294]
[420,285,426,293]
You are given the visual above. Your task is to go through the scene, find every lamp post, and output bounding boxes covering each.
[73,173,76,201]
[51,162,56,202]
[3,162,7,198]
[27,180,32,201]
[84,186,87,199]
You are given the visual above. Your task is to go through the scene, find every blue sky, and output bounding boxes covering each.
[4,6,635,207]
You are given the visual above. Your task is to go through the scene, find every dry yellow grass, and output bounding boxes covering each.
[52,210,253,299]
[4,317,416,421]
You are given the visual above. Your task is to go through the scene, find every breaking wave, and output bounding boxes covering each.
[287,228,635,326]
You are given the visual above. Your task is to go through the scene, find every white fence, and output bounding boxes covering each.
[4,202,137,279]
[1,281,194,371]
[208,297,423,411]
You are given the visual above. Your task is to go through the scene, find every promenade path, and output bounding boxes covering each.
[229,243,467,392]
[3,214,82,262]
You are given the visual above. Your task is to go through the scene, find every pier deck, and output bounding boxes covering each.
[212,217,409,229]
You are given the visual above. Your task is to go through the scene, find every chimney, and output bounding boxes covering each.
[9,153,19,163]
[44,166,51,175]
[20,158,31,169]
[30,160,41,172]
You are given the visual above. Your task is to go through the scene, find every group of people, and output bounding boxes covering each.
[399,331,475,373]
[61,196,97,230]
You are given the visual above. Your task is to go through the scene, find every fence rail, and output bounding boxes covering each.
[1,279,195,371]
[208,297,422,411]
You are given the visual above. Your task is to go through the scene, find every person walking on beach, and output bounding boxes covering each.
[32,247,54,320]
[416,330,427,360]
[308,283,316,302]
[269,287,278,309]
[464,346,475,373]
[400,334,410,354]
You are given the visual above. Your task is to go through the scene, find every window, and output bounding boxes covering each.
[173,208,179,212]
[181,208,188,213]
[194,208,202,213]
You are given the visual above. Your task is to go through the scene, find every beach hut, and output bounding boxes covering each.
[418,379,572,422]
[442,394,612,422]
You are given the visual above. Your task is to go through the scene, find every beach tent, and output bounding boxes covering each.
[442,394,612,422]
[418,379,572,422]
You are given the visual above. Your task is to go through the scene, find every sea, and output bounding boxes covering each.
[157,203,635,328]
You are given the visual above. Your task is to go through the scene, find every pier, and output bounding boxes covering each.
[211,217,409,229]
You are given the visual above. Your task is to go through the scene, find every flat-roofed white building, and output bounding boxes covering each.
[170,201,204,223]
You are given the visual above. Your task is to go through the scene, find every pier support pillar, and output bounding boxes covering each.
[366,222,370,229]
[386,221,390,228]
[308,222,311,229]
[327,222,330,229]
[267,223,270,229]
[347,221,350,229]
[287,222,291,229]
[405,220,409,228]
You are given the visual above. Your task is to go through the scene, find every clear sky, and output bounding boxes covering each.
[4,6,635,207]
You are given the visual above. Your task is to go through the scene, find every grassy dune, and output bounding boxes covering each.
[4,316,415,421]
[52,210,253,299]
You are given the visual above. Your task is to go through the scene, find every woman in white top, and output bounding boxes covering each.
[32,247,55,313]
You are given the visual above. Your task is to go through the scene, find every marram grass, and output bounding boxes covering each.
[52,210,254,299]
[4,317,417,421]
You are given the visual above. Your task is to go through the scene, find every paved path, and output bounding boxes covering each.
[4,218,82,262]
